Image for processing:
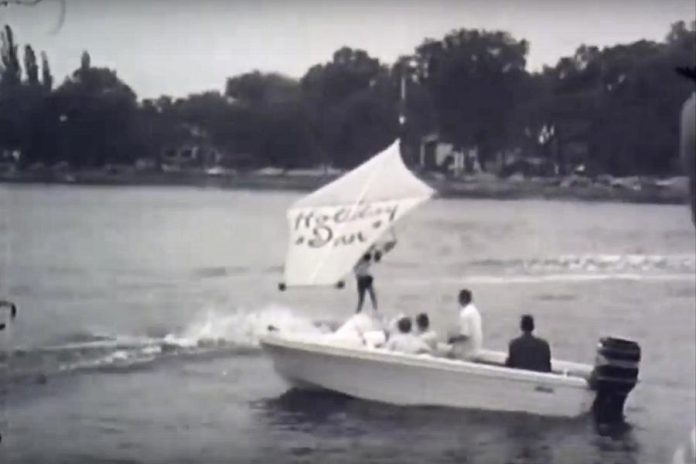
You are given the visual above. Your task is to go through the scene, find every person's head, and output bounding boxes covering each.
[520,314,535,334]
[458,289,472,306]
[415,313,429,331]
[397,317,412,334]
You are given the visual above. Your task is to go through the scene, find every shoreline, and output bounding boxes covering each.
[0,170,689,205]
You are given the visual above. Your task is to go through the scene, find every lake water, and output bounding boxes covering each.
[0,185,694,464]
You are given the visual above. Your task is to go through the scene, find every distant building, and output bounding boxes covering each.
[498,155,556,178]
[159,143,264,173]
[159,144,220,171]
[0,150,20,173]
[135,158,157,171]
[419,134,479,176]
[160,146,199,171]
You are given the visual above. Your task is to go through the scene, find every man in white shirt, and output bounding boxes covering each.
[387,317,431,355]
[447,289,482,359]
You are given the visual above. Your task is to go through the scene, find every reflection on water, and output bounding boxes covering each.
[254,388,640,464]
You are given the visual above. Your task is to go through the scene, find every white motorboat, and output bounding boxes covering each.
[263,140,640,421]
[261,330,596,418]
[260,323,639,420]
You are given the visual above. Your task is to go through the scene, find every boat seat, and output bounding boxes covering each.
[468,350,592,379]
[472,358,506,368]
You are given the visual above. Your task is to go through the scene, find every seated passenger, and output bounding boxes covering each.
[386,317,431,355]
[414,313,438,350]
[505,314,552,373]
[386,312,406,336]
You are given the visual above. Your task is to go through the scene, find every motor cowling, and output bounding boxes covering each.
[590,337,641,424]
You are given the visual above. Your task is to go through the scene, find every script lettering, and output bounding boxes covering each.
[333,231,367,247]
[293,202,401,249]
[307,224,333,248]
[294,210,313,230]
[384,204,398,222]
[333,207,350,223]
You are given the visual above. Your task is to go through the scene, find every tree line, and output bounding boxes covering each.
[0,21,694,176]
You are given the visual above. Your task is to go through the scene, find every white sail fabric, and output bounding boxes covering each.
[283,140,435,287]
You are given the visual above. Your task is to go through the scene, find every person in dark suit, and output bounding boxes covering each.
[506,314,551,373]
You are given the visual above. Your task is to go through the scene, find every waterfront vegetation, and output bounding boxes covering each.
[0,21,694,186]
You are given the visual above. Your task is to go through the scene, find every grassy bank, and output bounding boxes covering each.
[0,170,689,205]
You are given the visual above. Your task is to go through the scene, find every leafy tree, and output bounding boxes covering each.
[414,29,531,169]
[37,53,141,166]
[224,71,315,168]
[0,25,24,152]
[0,25,21,89]
[2,20,694,177]
[541,21,695,175]
[301,47,395,167]
[226,71,298,106]
[40,51,52,91]
[23,45,38,86]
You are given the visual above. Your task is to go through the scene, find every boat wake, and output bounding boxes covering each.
[1,305,323,384]
[461,272,696,285]
[466,253,695,275]
[388,253,696,285]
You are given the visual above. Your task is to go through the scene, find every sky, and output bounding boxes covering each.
[2,0,694,99]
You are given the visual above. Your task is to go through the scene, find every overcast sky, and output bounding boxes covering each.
[2,0,694,99]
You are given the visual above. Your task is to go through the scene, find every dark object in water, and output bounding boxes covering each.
[590,337,641,424]
[278,282,286,291]
[0,300,17,330]
[675,66,696,83]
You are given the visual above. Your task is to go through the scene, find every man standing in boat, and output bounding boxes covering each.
[447,289,483,359]
[354,236,397,313]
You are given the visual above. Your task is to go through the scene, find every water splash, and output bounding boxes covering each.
[175,304,322,348]
[2,305,323,381]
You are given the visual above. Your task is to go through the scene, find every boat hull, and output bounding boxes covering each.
[261,334,594,418]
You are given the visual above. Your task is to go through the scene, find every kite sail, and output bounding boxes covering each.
[282,140,435,287]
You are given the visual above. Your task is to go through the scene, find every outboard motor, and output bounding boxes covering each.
[590,337,641,423]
